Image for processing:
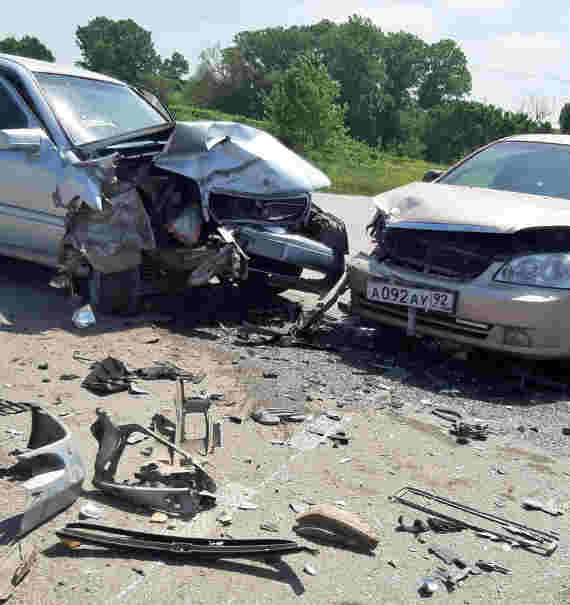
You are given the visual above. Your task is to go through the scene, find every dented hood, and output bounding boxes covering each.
[154,121,330,196]
[374,182,570,233]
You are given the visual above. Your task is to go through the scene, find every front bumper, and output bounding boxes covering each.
[348,252,570,359]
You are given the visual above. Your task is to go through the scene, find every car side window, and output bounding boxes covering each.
[0,81,29,130]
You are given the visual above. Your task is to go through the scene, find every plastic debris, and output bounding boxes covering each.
[290,502,306,514]
[304,563,317,575]
[260,521,279,533]
[72,304,96,328]
[339,457,352,464]
[80,502,104,520]
[522,498,563,516]
[420,577,439,595]
[126,432,148,445]
[150,512,168,523]
[217,511,233,526]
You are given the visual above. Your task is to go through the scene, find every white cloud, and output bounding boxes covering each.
[304,1,441,42]
[464,32,566,83]
[442,0,509,9]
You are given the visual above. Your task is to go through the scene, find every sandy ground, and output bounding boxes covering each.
[0,272,568,605]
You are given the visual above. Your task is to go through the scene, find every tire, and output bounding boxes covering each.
[87,268,141,315]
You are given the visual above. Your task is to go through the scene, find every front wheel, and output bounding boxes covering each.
[87,268,141,315]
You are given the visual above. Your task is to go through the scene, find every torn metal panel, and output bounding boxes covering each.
[90,408,216,517]
[54,152,119,211]
[60,183,156,274]
[1,404,85,540]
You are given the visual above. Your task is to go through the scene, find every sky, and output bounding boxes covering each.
[2,0,569,124]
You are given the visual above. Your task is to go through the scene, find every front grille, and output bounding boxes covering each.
[209,193,309,224]
[384,228,512,280]
[355,294,492,339]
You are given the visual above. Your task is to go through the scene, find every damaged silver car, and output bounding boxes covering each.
[349,134,570,359]
[0,54,348,313]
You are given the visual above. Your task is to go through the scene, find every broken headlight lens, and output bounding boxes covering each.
[495,253,570,288]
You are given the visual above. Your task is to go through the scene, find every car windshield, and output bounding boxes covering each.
[439,141,570,200]
[35,73,168,145]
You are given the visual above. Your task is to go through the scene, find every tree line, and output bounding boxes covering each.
[1,17,568,165]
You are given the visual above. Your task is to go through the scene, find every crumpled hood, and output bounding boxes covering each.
[373,182,570,233]
[154,121,330,196]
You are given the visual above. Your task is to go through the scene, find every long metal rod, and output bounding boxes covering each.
[390,487,559,555]
[392,487,559,540]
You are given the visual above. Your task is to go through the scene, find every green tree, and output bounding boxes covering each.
[418,39,471,109]
[0,35,54,61]
[263,53,346,151]
[75,17,161,85]
[559,103,570,133]
[318,15,386,145]
[160,51,189,83]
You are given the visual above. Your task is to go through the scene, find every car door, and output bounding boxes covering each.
[0,76,66,267]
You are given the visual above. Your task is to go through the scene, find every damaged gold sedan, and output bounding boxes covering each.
[349,135,570,359]
[0,53,347,313]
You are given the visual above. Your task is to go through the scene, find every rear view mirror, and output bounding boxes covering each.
[0,128,43,153]
[422,169,443,182]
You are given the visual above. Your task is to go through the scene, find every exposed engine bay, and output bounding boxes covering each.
[54,121,348,313]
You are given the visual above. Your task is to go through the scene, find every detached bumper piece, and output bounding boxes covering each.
[56,523,313,560]
[0,403,85,541]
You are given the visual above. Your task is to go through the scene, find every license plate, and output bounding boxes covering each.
[367,281,456,313]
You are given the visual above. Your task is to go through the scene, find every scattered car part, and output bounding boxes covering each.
[397,516,429,534]
[174,380,214,455]
[428,544,469,568]
[0,403,85,540]
[55,522,315,560]
[251,407,306,425]
[419,576,439,596]
[390,487,559,555]
[476,560,512,574]
[82,357,205,395]
[0,542,38,600]
[522,498,563,516]
[426,517,465,533]
[433,565,475,591]
[431,408,490,443]
[90,408,215,517]
[296,504,379,551]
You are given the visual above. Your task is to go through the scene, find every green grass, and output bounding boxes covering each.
[169,103,447,196]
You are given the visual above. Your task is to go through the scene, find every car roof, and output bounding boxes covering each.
[0,53,125,85]
[503,133,570,145]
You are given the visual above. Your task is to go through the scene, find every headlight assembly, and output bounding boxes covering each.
[495,253,570,288]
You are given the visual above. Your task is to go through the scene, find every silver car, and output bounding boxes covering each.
[0,53,347,313]
[349,134,570,359]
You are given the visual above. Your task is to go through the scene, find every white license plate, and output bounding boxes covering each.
[367,281,456,313]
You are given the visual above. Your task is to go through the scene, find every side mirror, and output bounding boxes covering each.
[0,128,43,153]
[422,169,443,183]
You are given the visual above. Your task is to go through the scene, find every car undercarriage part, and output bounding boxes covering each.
[56,522,316,560]
[90,408,216,517]
[390,487,559,555]
[0,403,85,541]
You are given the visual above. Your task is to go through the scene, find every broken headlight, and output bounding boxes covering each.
[495,253,570,288]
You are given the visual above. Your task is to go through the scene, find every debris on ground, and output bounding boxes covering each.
[90,408,216,516]
[217,511,233,526]
[260,521,279,533]
[397,516,429,534]
[303,563,317,575]
[82,357,205,395]
[150,512,168,523]
[80,502,104,520]
[390,486,559,555]
[251,407,307,425]
[55,523,315,559]
[295,504,379,551]
[0,543,38,600]
[521,498,563,516]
